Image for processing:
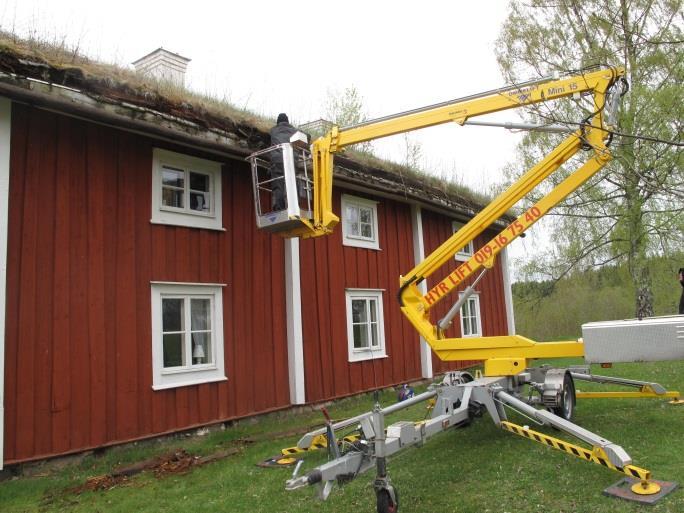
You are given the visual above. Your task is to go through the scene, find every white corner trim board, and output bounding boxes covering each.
[501,247,516,336]
[285,238,305,404]
[410,205,433,379]
[0,98,12,470]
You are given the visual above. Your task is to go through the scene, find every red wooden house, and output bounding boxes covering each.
[0,46,515,467]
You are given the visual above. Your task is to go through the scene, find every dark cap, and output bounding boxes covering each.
[277,113,289,124]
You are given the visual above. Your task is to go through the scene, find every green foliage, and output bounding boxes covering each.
[324,85,372,153]
[514,253,684,340]
[324,85,366,128]
[496,0,684,317]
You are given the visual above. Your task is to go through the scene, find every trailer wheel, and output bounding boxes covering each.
[376,487,399,513]
[551,372,576,421]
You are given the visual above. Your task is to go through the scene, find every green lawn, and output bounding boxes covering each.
[1,360,683,513]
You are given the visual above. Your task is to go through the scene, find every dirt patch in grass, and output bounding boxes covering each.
[64,439,256,497]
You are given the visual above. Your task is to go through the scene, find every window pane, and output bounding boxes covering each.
[163,333,185,367]
[352,299,367,323]
[370,323,378,347]
[369,300,377,322]
[191,332,212,365]
[361,223,372,238]
[162,187,184,208]
[191,298,211,330]
[461,299,469,319]
[353,324,368,349]
[346,206,359,236]
[190,191,210,212]
[162,167,185,187]
[359,207,371,224]
[162,298,184,332]
[189,172,210,192]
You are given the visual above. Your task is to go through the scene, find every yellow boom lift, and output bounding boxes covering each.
[247,66,681,510]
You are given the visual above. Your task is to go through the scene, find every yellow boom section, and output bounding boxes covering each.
[307,67,626,374]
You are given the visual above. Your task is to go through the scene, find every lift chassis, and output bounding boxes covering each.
[285,367,674,511]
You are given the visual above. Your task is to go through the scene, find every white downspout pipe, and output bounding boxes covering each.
[285,238,305,404]
[410,205,433,379]
[500,247,516,335]
[0,98,12,469]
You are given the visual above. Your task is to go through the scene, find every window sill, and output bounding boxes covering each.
[150,219,226,232]
[342,239,381,251]
[152,374,227,391]
[348,352,388,363]
[455,255,472,262]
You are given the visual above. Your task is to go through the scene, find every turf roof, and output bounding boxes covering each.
[0,31,495,216]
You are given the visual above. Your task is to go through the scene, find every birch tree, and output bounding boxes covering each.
[496,0,683,317]
[325,85,372,153]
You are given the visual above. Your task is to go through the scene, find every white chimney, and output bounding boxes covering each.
[132,48,191,87]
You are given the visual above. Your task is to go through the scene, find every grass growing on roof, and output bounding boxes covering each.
[1,359,683,512]
[0,30,273,130]
[0,29,496,213]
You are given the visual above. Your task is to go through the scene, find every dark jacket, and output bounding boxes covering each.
[270,121,298,145]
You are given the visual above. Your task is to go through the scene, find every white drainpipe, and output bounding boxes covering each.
[0,98,12,469]
[410,205,433,379]
[285,238,305,404]
[500,247,516,335]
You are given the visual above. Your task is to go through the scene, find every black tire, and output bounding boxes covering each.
[377,488,399,513]
[551,372,576,421]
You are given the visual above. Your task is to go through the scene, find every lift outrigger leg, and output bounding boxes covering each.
[283,370,672,510]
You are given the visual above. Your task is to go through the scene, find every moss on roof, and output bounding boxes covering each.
[0,30,496,216]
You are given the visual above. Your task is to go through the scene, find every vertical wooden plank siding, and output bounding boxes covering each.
[420,209,508,374]
[3,105,290,463]
[300,190,422,403]
[3,103,512,463]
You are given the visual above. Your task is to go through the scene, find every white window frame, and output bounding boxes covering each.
[341,194,380,250]
[459,292,482,338]
[452,221,475,261]
[151,148,224,230]
[151,282,227,390]
[345,289,387,362]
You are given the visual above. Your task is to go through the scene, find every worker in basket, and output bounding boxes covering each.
[269,113,298,211]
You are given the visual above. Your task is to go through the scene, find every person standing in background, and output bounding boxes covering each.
[678,267,684,315]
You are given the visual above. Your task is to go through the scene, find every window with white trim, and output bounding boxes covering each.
[151,148,224,230]
[341,194,380,250]
[151,283,227,390]
[452,221,475,261]
[346,289,387,362]
[459,293,482,337]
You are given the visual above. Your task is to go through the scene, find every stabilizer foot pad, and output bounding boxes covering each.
[256,455,297,468]
[603,477,678,504]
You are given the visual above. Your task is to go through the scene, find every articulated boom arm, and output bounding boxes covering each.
[309,66,626,374]
[309,67,623,235]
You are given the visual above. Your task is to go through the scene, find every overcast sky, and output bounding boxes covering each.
[2,0,547,270]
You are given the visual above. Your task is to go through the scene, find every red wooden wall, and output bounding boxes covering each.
[421,209,509,374]
[298,190,510,403]
[2,103,512,464]
[3,104,290,463]
[299,190,422,402]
